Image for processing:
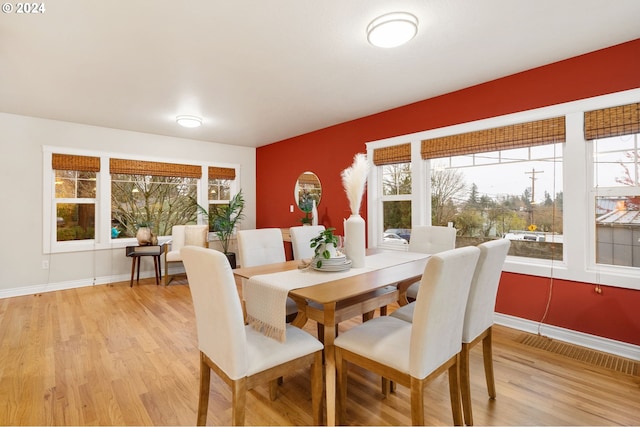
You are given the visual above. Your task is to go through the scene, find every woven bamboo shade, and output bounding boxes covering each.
[298,172,320,186]
[421,117,566,160]
[110,158,201,178]
[52,153,100,172]
[584,102,640,140]
[373,143,411,165]
[208,166,236,180]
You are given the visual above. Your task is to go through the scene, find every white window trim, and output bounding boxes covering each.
[366,88,640,290]
[43,146,240,254]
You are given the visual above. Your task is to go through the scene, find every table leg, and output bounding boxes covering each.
[153,256,160,285]
[136,256,141,283]
[323,302,337,426]
[130,257,136,287]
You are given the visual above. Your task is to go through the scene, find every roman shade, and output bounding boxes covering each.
[584,102,640,141]
[52,153,100,172]
[373,143,411,165]
[208,166,236,180]
[110,159,201,178]
[421,117,566,160]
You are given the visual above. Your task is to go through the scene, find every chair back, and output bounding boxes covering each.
[170,225,187,250]
[409,225,456,254]
[181,246,248,380]
[170,224,208,251]
[462,239,511,343]
[237,228,285,267]
[289,225,326,260]
[409,246,480,379]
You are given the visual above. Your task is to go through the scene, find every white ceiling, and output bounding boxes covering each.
[2,1,640,148]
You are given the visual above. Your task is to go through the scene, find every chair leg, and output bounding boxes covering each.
[197,353,211,426]
[482,328,496,399]
[311,351,323,426]
[336,347,348,424]
[410,376,425,426]
[231,377,247,426]
[460,343,473,426]
[448,355,463,426]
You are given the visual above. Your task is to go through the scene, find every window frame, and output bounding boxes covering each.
[366,87,640,290]
[43,147,240,254]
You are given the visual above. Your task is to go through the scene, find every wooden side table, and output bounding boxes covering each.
[125,243,167,287]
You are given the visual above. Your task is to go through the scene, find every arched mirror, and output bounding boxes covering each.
[295,171,322,217]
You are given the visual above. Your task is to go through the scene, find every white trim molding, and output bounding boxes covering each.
[495,312,640,362]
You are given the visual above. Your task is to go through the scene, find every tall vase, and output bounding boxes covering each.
[311,199,318,226]
[344,213,365,268]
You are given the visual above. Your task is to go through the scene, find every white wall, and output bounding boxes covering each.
[0,113,256,297]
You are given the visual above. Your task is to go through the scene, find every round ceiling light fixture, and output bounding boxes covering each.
[367,12,418,48]
[176,115,203,128]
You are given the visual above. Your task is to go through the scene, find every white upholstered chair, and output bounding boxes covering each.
[402,225,457,303]
[181,246,324,426]
[460,238,510,425]
[164,224,208,285]
[334,246,480,426]
[390,239,511,426]
[237,228,298,320]
[289,225,325,260]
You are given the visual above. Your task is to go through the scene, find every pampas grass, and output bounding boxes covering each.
[341,153,370,215]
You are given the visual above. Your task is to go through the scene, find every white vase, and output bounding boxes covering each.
[311,200,318,226]
[344,214,365,268]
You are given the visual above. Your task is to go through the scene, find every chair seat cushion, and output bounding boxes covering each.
[334,316,411,374]
[390,302,415,323]
[245,324,323,377]
[166,249,182,262]
[406,280,420,300]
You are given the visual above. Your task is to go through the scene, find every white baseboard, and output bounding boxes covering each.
[0,272,145,299]
[495,312,640,361]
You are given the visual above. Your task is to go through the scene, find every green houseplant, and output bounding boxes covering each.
[199,190,245,268]
[309,227,339,268]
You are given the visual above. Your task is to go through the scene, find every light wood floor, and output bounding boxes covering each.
[1,277,639,426]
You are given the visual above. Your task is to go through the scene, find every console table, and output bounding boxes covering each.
[125,243,167,286]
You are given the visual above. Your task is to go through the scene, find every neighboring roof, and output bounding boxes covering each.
[596,210,640,226]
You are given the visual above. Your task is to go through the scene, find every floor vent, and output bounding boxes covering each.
[517,334,638,376]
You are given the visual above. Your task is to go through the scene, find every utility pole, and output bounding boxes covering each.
[525,169,544,226]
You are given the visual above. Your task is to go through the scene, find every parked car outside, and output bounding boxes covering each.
[384,228,411,242]
[383,232,409,246]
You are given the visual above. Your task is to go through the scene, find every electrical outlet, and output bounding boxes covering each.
[290,205,294,213]
[42,260,49,269]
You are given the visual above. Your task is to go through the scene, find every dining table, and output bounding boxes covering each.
[233,249,430,426]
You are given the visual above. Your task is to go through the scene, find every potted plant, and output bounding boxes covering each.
[199,190,245,268]
[298,191,313,225]
[309,227,339,268]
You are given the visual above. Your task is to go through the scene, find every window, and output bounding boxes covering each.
[374,144,412,248]
[422,117,565,260]
[588,102,640,268]
[367,89,640,290]
[45,148,240,253]
[432,143,563,260]
[110,158,201,239]
[52,154,98,242]
[207,166,236,231]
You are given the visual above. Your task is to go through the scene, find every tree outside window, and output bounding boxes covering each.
[111,174,198,238]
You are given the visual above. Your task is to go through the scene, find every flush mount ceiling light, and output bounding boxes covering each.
[176,115,202,128]
[367,12,418,48]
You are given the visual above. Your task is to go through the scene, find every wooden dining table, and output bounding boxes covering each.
[233,249,429,426]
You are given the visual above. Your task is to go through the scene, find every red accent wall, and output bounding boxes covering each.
[496,273,640,346]
[256,39,640,345]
